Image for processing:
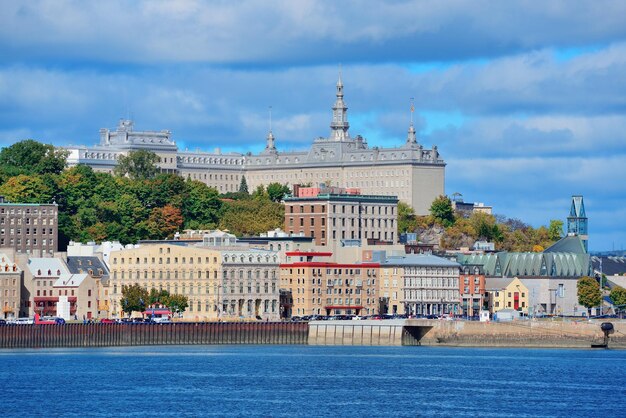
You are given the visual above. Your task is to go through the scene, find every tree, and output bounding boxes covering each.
[0,139,68,175]
[165,293,189,315]
[397,202,416,234]
[121,284,149,317]
[610,286,626,310]
[182,180,222,229]
[149,288,170,305]
[146,205,183,239]
[577,276,601,316]
[429,195,455,227]
[238,175,249,194]
[266,182,290,202]
[0,174,54,203]
[548,220,564,241]
[114,150,159,180]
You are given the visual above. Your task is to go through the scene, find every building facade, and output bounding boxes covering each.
[0,197,58,257]
[485,277,529,314]
[284,188,398,246]
[279,251,380,317]
[459,264,486,317]
[106,232,280,320]
[380,254,461,317]
[0,252,21,319]
[65,77,445,214]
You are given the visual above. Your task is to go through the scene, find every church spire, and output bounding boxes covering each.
[330,67,350,141]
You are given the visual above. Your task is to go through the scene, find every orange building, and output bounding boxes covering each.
[280,251,380,317]
[459,264,486,317]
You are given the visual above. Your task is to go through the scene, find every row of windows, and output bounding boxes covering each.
[113,255,217,265]
[0,238,53,247]
[0,217,54,226]
[0,208,55,215]
[286,268,373,276]
[0,228,54,235]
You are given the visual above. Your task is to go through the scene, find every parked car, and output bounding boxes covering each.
[14,317,34,325]
[100,318,115,324]
[0,319,6,325]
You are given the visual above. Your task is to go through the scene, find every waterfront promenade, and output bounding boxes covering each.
[1,319,624,349]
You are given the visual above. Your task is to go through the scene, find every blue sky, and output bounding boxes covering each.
[1,0,625,251]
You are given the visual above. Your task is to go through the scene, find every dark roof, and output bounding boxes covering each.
[592,256,626,276]
[544,235,587,254]
[65,256,109,276]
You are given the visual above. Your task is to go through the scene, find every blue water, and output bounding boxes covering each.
[1,346,625,417]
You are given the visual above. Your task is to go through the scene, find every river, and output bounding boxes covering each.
[1,345,625,417]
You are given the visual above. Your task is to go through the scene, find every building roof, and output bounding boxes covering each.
[27,258,69,277]
[54,273,89,288]
[458,249,591,278]
[591,256,626,276]
[544,235,587,254]
[381,254,460,268]
[0,252,20,273]
[66,256,109,276]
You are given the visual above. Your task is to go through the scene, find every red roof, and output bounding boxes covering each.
[280,262,380,268]
[285,251,333,257]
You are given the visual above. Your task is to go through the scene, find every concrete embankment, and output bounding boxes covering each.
[419,319,626,349]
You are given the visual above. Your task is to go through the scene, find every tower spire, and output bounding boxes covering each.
[264,105,276,153]
[330,66,349,141]
[406,97,417,145]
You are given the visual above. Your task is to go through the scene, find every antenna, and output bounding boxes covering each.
[410,97,415,125]
[269,106,272,132]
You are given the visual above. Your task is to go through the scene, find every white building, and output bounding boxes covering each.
[65,77,445,215]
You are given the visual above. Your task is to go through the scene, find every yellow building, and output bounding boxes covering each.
[486,277,529,314]
[107,233,280,321]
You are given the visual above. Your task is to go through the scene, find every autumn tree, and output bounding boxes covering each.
[114,150,159,180]
[577,276,601,316]
[0,174,54,203]
[610,286,626,309]
[146,204,183,239]
[121,284,149,317]
[429,195,455,227]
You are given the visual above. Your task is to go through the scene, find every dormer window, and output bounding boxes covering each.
[47,269,51,275]
[56,269,61,275]
[38,269,41,275]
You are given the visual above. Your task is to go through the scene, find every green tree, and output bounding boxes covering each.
[0,139,68,175]
[577,276,601,316]
[121,284,149,317]
[548,219,564,242]
[266,182,290,202]
[429,195,455,227]
[165,293,189,315]
[148,288,170,305]
[238,175,249,194]
[183,180,222,229]
[114,150,159,180]
[397,202,416,234]
[251,185,268,200]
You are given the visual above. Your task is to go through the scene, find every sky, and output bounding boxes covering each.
[1,0,625,252]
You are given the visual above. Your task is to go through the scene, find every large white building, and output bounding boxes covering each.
[65,77,445,214]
